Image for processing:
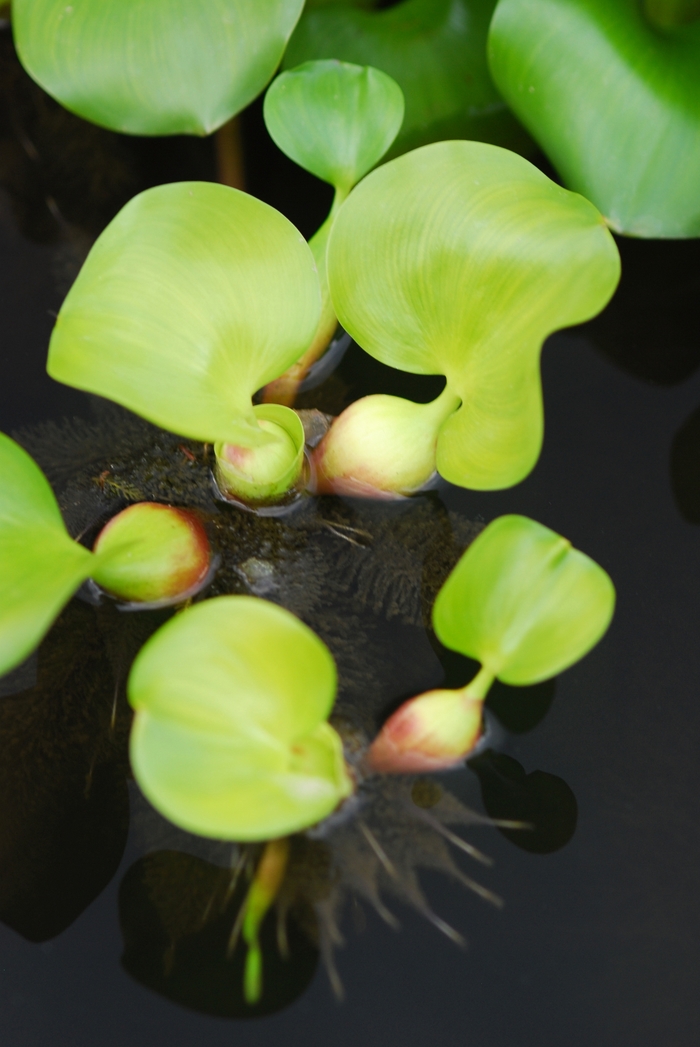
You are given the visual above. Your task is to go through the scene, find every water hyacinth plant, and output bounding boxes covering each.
[127,595,352,843]
[0,432,211,677]
[369,515,615,773]
[262,59,404,403]
[488,0,700,237]
[47,180,321,507]
[47,136,620,508]
[313,140,620,496]
[12,0,306,135]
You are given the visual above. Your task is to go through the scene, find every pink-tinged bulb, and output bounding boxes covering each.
[92,503,211,604]
[367,688,484,774]
[310,393,446,498]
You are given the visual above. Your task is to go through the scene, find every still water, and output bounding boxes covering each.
[1,29,700,1047]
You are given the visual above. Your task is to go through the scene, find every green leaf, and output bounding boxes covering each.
[47,182,321,449]
[488,0,700,238]
[433,515,615,685]
[12,0,305,136]
[284,0,533,158]
[264,60,404,193]
[0,433,93,676]
[128,596,353,840]
[327,140,620,490]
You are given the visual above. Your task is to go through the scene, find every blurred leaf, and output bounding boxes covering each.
[13,0,305,136]
[488,0,700,237]
[433,515,615,685]
[0,432,93,676]
[264,60,404,193]
[128,596,353,840]
[47,182,321,447]
[327,141,620,489]
[285,0,532,158]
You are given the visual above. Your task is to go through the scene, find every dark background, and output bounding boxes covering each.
[1,38,700,1047]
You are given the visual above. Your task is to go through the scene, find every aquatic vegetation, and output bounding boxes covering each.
[12,0,305,136]
[46,180,320,506]
[0,432,211,676]
[313,140,620,496]
[285,0,532,158]
[45,139,620,505]
[262,59,404,403]
[488,0,700,237]
[127,595,353,843]
[369,515,615,772]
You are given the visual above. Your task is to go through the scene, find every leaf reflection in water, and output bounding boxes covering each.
[1,403,576,1009]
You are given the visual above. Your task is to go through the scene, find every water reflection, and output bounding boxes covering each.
[670,404,700,525]
[0,601,129,941]
[0,350,576,1013]
[119,850,319,1018]
[584,235,700,385]
[469,750,577,855]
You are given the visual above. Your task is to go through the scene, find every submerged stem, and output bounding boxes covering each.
[242,838,290,1004]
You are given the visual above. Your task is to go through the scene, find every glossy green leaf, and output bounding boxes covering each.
[128,596,353,841]
[327,140,620,490]
[13,0,305,136]
[0,433,93,676]
[488,0,700,237]
[47,182,321,449]
[284,0,532,158]
[264,60,404,193]
[433,515,615,685]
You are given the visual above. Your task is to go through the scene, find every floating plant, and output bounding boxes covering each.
[12,0,305,136]
[127,595,353,843]
[284,0,532,158]
[261,59,404,403]
[0,432,211,676]
[369,515,615,772]
[47,181,320,507]
[488,0,700,237]
[127,594,353,998]
[313,140,620,496]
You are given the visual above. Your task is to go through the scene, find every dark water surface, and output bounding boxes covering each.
[1,41,700,1047]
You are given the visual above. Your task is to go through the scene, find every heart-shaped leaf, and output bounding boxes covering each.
[488,0,700,237]
[13,0,305,136]
[284,0,532,158]
[433,515,615,685]
[264,59,404,194]
[326,140,620,489]
[47,182,321,449]
[128,596,353,841]
[0,433,93,677]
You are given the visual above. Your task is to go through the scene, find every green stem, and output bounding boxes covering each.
[424,383,462,428]
[459,664,496,704]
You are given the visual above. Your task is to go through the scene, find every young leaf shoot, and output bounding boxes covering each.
[47,181,321,506]
[127,596,354,841]
[315,140,620,496]
[369,515,615,772]
[262,59,404,403]
[0,433,213,676]
[13,0,306,136]
[284,0,532,159]
[488,0,700,237]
